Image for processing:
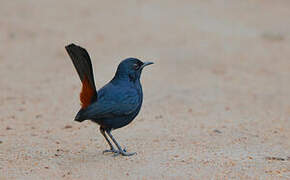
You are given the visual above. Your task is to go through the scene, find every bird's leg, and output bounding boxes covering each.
[100,127,118,154]
[106,130,136,156]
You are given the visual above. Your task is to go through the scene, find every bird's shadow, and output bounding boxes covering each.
[58,148,125,164]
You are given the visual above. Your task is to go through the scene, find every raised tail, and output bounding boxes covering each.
[65,44,98,121]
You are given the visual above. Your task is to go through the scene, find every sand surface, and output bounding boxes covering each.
[0,0,290,179]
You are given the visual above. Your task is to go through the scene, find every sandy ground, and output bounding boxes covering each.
[0,0,290,179]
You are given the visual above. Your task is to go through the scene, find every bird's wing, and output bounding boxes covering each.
[82,85,141,119]
[83,97,140,119]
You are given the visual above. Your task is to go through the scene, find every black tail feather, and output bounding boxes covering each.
[65,44,96,90]
[65,43,98,107]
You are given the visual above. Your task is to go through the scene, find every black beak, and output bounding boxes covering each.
[141,61,154,69]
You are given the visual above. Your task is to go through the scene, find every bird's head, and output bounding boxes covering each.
[114,58,153,81]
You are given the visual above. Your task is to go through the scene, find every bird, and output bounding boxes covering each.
[65,43,153,156]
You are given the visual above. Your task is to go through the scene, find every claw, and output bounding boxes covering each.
[103,149,118,154]
[112,150,136,157]
[121,151,136,156]
[113,152,120,157]
[102,147,136,156]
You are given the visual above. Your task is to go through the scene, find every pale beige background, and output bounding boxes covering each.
[0,0,289,179]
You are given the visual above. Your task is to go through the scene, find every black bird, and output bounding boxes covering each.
[65,44,153,156]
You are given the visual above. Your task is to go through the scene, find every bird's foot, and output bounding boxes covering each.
[113,148,136,157]
[102,148,118,154]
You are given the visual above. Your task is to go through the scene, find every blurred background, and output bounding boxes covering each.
[0,0,289,179]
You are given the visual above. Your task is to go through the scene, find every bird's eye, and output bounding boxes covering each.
[133,63,139,70]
